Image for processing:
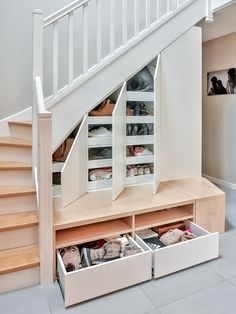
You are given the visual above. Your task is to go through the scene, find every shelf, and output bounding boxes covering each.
[88,137,112,147]
[126,155,154,165]
[126,174,154,185]
[53,185,62,196]
[55,218,132,249]
[88,179,112,191]
[126,135,154,145]
[126,116,154,124]
[52,161,64,173]
[135,205,194,230]
[126,91,154,102]
[88,117,112,125]
[88,159,112,169]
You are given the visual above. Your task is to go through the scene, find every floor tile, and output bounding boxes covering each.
[207,254,236,279]
[46,282,155,314]
[0,285,51,314]
[140,264,223,308]
[158,281,236,314]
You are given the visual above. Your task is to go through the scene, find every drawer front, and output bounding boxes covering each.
[57,237,152,307]
[136,221,219,279]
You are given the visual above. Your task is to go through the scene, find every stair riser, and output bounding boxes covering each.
[0,195,37,214]
[0,147,31,163]
[0,226,38,250]
[0,170,33,186]
[9,125,32,141]
[0,267,40,294]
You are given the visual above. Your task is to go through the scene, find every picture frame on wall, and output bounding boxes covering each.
[207,68,236,95]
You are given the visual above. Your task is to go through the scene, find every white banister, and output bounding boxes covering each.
[146,0,151,28]
[157,0,160,21]
[83,2,88,74]
[34,76,53,286]
[110,0,115,54]
[96,0,102,63]
[53,21,59,95]
[206,0,213,22]
[167,0,171,14]
[68,12,74,85]
[134,0,140,36]
[122,0,127,45]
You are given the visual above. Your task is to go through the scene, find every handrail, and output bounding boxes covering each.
[34,76,51,117]
[44,0,89,27]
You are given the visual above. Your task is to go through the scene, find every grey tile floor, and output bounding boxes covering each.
[1,184,236,314]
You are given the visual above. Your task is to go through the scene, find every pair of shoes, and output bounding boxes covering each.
[126,124,139,136]
[127,102,152,116]
[89,167,112,181]
[138,124,153,135]
[60,246,82,272]
[126,124,153,136]
[127,164,151,177]
[134,146,153,156]
[89,147,112,160]
[88,126,112,137]
[126,146,135,156]
[89,99,116,116]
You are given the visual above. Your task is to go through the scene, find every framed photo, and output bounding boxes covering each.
[207,68,236,95]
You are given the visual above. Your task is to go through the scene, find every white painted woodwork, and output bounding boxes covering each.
[57,236,152,306]
[122,0,128,45]
[68,12,74,85]
[146,0,151,28]
[134,0,140,36]
[0,170,33,186]
[126,135,154,146]
[112,82,126,200]
[154,54,161,193]
[159,27,202,182]
[110,0,115,54]
[126,91,154,102]
[88,137,112,147]
[88,159,112,169]
[53,185,62,196]
[126,174,154,186]
[83,3,88,75]
[52,162,64,173]
[87,116,112,125]
[61,115,88,208]
[53,21,59,96]
[0,195,36,215]
[0,267,40,294]
[0,226,38,250]
[126,156,154,166]
[206,0,214,21]
[136,221,219,278]
[126,116,154,124]
[96,0,102,63]
[88,179,112,191]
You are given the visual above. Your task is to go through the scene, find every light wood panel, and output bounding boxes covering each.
[0,245,40,275]
[0,186,36,198]
[56,218,132,249]
[0,137,32,148]
[0,161,32,170]
[135,205,193,230]
[0,211,38,231]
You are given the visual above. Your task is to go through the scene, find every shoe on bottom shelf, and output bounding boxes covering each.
[88,126,112,137]
[81,247,105,267]
[89,168,112,181]
[60,246,82,272]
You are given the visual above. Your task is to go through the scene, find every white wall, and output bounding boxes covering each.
[0,0,76,119]
[202,32,236,184]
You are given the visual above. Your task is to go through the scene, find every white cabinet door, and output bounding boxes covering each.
[112,82,126,201]
[159,26,202,182]
[154,54,161,194]
[61,115,88,207]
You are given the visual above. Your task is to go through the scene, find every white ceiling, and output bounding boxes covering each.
[198,1,236,42]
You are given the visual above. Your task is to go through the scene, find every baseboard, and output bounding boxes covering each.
[202,173,236,190]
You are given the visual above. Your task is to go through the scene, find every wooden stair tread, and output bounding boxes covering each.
[0,186,36,198]
[8,121,32,127]
[0,245,39,275]
[0,161,32,170]
[0,211,38,231]
[0,137,31,148]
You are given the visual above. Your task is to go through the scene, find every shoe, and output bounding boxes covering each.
[89,147,112,160]
[137,165,144,175]
[103,240,121,259]
[143,165,151,175]
[60,246,82,272]
[147,124,153,135]
[134,146,152,156]
[160,229,184,246]
[127,166,135,177]
[89,168,112,181]
[81,247,105,267]
[88,127,112,137]
[131,125,138,136]
[127,124,132,136]
[133,102,141,116]
[124,246,142,256]
[89,99,116,116]
[126,146,134,157]
[138,124,148,135]
[126,107,134,116]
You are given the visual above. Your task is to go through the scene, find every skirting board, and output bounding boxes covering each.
[202,174,236,191]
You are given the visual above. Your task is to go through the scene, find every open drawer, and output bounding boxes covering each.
[135,221,219,279]
[57,236,152,307]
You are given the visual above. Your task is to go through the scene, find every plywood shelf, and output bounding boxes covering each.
[135,205,194,230]
[56,218,132,249]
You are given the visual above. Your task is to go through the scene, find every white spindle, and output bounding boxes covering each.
[83,3,88,74]
[156,0,160,21]
[122,0,127,45]
[145,0,151,28]
[206,0,213,22]
[167,0,171,14]
[53,21,58,95]
[33,10,43,170]
[110,0,115,54]
[96,0,102,63]
[134,0,139,36]
[68,12,74,85]
[176,0,180,8]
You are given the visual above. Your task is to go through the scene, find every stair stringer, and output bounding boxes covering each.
[50,0,207,151]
